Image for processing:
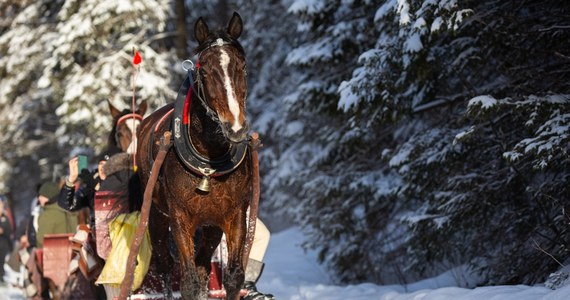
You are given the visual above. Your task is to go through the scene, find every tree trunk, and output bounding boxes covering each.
[214,0,229,25]
[175,0,189,59]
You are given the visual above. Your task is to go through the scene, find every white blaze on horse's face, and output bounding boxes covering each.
[219,48,243,133]
[125,118,140,154]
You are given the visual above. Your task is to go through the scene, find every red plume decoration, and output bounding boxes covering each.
[133,50,142,65]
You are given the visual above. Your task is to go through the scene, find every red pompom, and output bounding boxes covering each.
[133,51,142,65]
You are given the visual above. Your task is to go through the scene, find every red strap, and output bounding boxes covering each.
[116,113,143,125]
[183,86,192,125]
[154,109,174,133]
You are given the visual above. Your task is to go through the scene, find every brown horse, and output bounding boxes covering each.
[108,99,148,153]
[136,12,252,300]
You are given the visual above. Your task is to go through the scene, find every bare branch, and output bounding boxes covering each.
[533,239,564,267]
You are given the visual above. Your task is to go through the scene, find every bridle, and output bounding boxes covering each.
[114,112,144,149]
[191,37,236,125]
[194,65,222,125]
[117,113,143,126]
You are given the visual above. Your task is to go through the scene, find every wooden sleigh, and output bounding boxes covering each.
[25,233,74,299]
[25,207,104,299]
[42,233,75,292]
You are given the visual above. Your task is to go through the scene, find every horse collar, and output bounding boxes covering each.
[172,70,248,178]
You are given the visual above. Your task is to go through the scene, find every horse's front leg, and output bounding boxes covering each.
[222,212,247,300]
[149,204,175,299]
[171,216,205,299]
[194,225,223,288]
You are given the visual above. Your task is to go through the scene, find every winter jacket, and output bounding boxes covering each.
[59,169,101,211]
[99,152,142,211]
[26,201,41,249]
[58,169,101,227]
[100,153,132,192]
[36,202,78,248]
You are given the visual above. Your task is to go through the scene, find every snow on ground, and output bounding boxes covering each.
[2,226,570,299]
[258,227,570,300]
[0,284,24,300]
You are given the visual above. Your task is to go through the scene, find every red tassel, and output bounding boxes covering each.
[133,51,142,65]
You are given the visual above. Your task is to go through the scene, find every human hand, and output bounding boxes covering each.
[19,235,29,249]
[68,157,79,183]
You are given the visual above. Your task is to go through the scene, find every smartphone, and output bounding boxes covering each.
[78,155,88,171]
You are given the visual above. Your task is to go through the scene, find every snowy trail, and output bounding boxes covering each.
[2,227,570,299]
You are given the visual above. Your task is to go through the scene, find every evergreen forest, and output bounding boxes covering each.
[1,0,568,286]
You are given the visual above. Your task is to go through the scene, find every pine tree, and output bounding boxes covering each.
[383,0,570,284]
[271,0,570,285]
[0,0,178,219]
[271,0,416,283]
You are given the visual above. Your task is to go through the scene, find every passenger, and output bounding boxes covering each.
[15,184,41,297]
[0,199,13,284]
[244,218,275,300]
[58,147,121,300]
[59,146,121,225]
[94,149,140,299]
[36,181,78,248]
[25,185,42,250]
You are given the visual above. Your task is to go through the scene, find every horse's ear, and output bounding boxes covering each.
[194,17,209,44]
[138,100,148,116]
[227,12,243,40]
[107,99,121,119]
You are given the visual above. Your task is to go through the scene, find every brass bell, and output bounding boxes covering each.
[197,167,215,193]
[197,176,211,192]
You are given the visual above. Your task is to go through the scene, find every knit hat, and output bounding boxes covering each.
[38,182,60,201]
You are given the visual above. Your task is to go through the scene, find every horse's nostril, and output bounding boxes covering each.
[223,122,234,132]
[222,121,249,143]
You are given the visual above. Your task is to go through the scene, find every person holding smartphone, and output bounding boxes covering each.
[59,147,121,225]
[55,147,120,300]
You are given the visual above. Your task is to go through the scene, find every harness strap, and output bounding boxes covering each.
[154,109,174,134]
[119,131,172,300]
[243,132,261,268]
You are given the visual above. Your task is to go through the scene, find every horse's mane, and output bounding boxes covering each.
[193,30,245,56]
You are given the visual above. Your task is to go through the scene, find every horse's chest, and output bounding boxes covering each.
[163,158,250,214]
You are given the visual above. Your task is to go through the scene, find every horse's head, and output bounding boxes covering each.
[193,12,249,144]
[108,99,147,153]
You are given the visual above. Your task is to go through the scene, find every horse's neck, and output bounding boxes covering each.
[188,98,230,158]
